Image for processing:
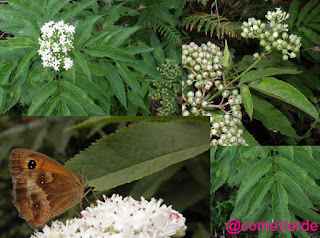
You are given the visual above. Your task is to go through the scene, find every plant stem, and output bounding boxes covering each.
[208,56,262,102]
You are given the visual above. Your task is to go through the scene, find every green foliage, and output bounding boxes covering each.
[286,0,320,62]
[183,13,239,39]
[211,146,320,237]
[0,0,181,116]
[0,116,210,237]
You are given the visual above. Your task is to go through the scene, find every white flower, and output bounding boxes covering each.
[38,20,75,71]
[31,194,187,238]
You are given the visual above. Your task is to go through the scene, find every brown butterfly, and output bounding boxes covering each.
[9,148,87,230]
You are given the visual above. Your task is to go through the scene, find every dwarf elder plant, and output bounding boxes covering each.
[0,0,181,116]
[211,146,320,238]
[183,2,320,145]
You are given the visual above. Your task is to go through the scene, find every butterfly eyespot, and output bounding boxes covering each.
[40,181,44,185]
[35,205,39,208]
[28,160,36,169]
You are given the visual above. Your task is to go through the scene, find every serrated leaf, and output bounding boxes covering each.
[14,49,38,82]
[287,0,300,30]
[85,45,163,81]
[47,0,70,19]
[249,77,319,120]
[65,121,210,190]
[40,93,60,116]
[272,182,290,235]
[297,0,318,26]
[299,26,320,45]
[239,68,301,85]
[127,91,149,113]
[108,26,141,47]
[293,150,320,180]
[60,80,105,115]
[252,95,296,137]
[240,84,253,120]
[67,116,208,131]
[236,157,273,204]
[60,92,87,116]
[103,62,127,108]
[73,50,91,81]
[27,81,57,115]
[276,170,313,209]
[275,157,320,198]
[75,15,102,48]
[57,0,95,21]
[116,63,143,97]
[247,174,274,217]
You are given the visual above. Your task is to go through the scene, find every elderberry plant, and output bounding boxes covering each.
[182,8,309,146]
[150,59,181,116]
[241,8,301,61]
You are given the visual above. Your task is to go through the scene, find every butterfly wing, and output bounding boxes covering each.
[12,169,84,229]
[9,149,86,230]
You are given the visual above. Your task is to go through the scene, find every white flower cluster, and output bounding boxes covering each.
[210,88,247,146]
[31,194,187,238]
[38,20,75,71]
[241,8,301,61]
[182,41,247,146]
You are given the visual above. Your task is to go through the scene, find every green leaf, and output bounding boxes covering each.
[27,81,58,115]
[60,92,87,116]
[23,20,40,41]
[82,28,110,49]
[127,91,149,113]
[40,93,60,116]
[272,181,290,236]
[65,121,210,190]
[57,0,95,21]
[298,26,320,45]
[287,0,300,30]
[289,203,320,223]
[108,26,141,47]
[75,15,102,48]
[73,50,91,81]
[276,157,320,198]
[239,68,301,85]
[47,0,70,19]
[14,49,38,82]
[220,40,230,68]
[103,62,127,108]
[252,95,297,137]
[116,63,143,97]
[85,46,163,81]
[61,101,71,116]
[293,150,320,180]
[297,0,318,26]
[1,60,18,86]
[240,84,253,120]
[4,87,21,112]
[247,174,274,217]
[124,45,154,55]
[249,77,319,120]
[276,170,313,209]
[236,157,273,204]
[59,80,105,115]
[240,126,259,145]
[9,0,41,17]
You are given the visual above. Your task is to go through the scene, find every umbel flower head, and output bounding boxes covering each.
[241,8,301,61]
[31,194,187,238]
[38,20,75,71]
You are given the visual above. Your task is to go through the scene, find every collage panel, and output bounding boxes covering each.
[0,0,182,116]
[182,0,320,146]
[0,116,210,237]
[211,146,320,237]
